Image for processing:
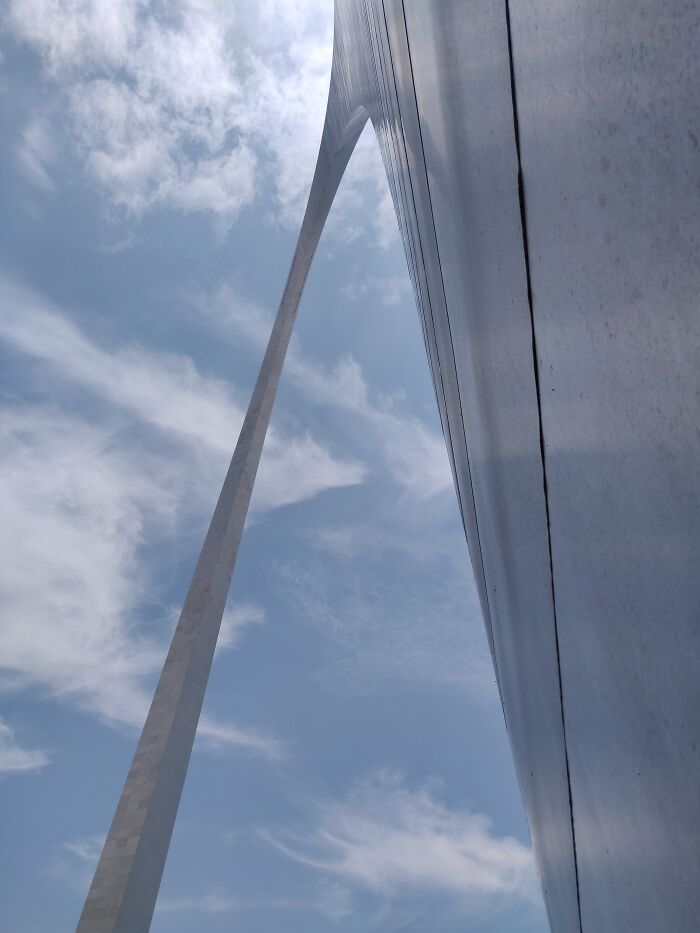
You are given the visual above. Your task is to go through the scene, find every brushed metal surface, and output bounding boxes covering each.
[507,2,700,929]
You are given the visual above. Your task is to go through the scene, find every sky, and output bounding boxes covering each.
[0,3,547,931]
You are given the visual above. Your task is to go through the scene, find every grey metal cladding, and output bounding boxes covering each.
[76,1,700,931]
[505,1,700,930]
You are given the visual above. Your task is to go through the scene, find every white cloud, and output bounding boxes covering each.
[291,353,451,497]
[0,718,49,774]
[5,0,395,241]
[7,0,259,218]
[0,406,162,720]
[0,276,365,509]
[328,128,399,249]
[0,398,285,758]
[200,285,452,498]
[7,1,138,72]
[67,74,258,217]
[64,834,104,868]
[51,833,105,891]
[342,273,411,307]
[216,603,265,654]
[196,715,283,758]
[261,770,541,910]
[5,0,328,223]
[0,276,363,756]
[16,116,56,191]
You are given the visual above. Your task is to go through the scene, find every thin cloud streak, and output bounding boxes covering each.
[278,511,492,697]
[50,834,105,892]
[200,284,452,498]
[0,718,49,775]
[0,277,364,757]
[0,276,366,510]
[0,401,284,759]
[261,770,542,908]
[16,116,56,191]
[156,883,352,922]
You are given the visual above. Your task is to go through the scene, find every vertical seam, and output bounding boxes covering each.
[365,2,424,338]
[394,0,503,694]
[366,0,448,454]
[502,1,583,929]
[375,0,455,466]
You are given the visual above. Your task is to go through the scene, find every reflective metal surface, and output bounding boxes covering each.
[328,1,700,930]
[508,2,700,929]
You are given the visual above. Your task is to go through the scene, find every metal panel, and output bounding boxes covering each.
[393,4,580,929]
[331,1,700,929]
[507,1,700,929]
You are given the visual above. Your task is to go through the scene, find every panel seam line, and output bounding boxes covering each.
[393,0,504,698]
[502,2,583,929]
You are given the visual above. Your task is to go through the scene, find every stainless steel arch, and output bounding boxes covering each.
[77,2,700,931]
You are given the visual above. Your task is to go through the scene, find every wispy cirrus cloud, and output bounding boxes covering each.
[215,603,266,655]
[327,127,399,249]
[261,770,542,920]
[0,401,283,759]
[157,881,352,922]
[278,509,492,697]
[50,833,105,892]
[191,285,487,700]
[0,717,49,775]
[16,116,56,191]
[0,275,363,758]
[198,283,452,498]
[342,272,411,307]
[0,276,365,509]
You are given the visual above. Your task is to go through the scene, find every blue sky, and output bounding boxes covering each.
[0,3,547,931]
